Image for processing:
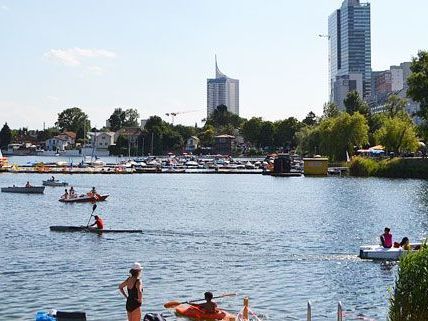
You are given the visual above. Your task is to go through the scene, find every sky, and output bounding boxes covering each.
[0,0,427,130]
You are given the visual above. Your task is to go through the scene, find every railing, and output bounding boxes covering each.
[306,301,344,321]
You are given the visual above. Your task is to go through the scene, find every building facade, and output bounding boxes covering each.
[207,57,239,117]
[329,0,371,109]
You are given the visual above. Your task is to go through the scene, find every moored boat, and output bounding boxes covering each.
[1,186,45,194]
[59,194,109,203]
[359,243,421,260]
[50,226,142,233]
[43,180,69,187]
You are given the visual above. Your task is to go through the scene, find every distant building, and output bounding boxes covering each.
[45,132,76,151]
[115,127,143,148]
[207,57,239,117]
[329,0,371,109]
[213,134,235,156]
[140,119,148,129]
[88,132,115,150]
[185,136,200,153]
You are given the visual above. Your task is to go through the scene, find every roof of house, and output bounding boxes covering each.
[116,127,143,136]
[63,131,77,139]
[214,134,235,139]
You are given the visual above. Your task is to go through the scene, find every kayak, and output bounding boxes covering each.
[1,186,45,194]
[59,194,109,203]
[50,226,143,233]
[359,243,421,260]
[175,304,229,320]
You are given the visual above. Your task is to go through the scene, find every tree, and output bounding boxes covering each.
[323,102,340,118]
[36,127,60,142]
[344,91,369,116]
[259,121,274,148]
[384,95,407,118]
[0,123,12,148]
[273,117,303,149]
[374,115,419,154]
[389,245,428,321]
[206,104,243,129]
[302,111,318,126]
[241,117,262,146]
[198,124,215,147]
[108,108,140,131]
[407,50,428,121]
[56,107,90,139]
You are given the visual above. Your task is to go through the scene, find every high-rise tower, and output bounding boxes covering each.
[207,57,239,117]
[329,0,371,110]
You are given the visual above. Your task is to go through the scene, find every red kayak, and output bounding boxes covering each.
[59,194,109,203]
[175,304,229,320]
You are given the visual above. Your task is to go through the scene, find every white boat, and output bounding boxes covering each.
[43,180,69,187]
[359,243,421,260]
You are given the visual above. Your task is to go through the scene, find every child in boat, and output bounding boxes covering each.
[380,227,392,248]
[190,292,218,314]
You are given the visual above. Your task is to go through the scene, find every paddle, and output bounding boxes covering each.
[86,204,98,227]
[164,292,236,308]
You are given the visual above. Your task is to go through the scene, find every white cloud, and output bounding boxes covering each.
[44,47,117,66]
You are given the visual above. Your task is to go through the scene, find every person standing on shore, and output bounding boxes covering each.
[119,262,143,321]
[380,227,393,248]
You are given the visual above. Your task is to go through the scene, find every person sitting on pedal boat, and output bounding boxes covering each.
[189,292,218,314]
[90,215,104,230]
[62,188,69,199]
[400,237,411,250]
[380,227,392,248]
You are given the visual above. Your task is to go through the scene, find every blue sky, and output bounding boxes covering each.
[0,0,426,129]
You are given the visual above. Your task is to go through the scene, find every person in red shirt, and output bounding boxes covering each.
[90,215,104,230]
[380,227,392,248]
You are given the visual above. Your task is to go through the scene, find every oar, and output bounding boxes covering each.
[86,204,97,227]
[164,292,236,308]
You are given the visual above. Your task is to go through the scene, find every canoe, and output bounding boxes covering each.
[175,304,230,320]
[1,186,45,194]
[59,194,109,203]
[359,243,421,260]
[50,226,143,233]
[43,180,69,187]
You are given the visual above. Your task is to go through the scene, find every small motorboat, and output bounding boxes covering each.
[59,194,109,203]
[50,226,142,233]
[43,180,69,187]
[359,243,421,260]
[1,186,45,194]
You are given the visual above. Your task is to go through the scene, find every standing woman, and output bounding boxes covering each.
[119,262,143,321]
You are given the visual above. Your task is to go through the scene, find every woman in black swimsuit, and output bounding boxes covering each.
[119,262,143,321]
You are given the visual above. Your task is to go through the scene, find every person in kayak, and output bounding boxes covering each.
[89,215,104,230]
[190,292,218,314]
[119,262,143,321]
[380,227,392,248]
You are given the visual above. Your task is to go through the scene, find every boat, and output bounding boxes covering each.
[43,180,69,187]
[59,194,109,203]
[1,186,45,194]
[50,226,142,233]
[175,304,230,320]
[359,243,421,260]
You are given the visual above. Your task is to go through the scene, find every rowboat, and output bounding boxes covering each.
[359,243,421,260]
[43,180,69,187]
[59,194,109,203]
[50,226,143,233]
[1,186,45,194]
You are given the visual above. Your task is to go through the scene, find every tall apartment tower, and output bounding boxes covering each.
[329,0,371,110]
[207,57,239,117]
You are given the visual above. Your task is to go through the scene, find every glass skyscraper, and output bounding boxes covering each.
[329,0,371,109]
[207,57,239,117]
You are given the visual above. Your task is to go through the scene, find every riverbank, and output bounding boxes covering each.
[350,156,428,178]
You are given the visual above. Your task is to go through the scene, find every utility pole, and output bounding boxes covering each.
[150,132,154,156]
[142,137,145,156]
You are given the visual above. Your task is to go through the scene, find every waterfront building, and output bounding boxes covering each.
[114,127,143,148]
[88,132,115,150]
[207,57,239,117]
[45,132,76,151]
[329,0,371,110]
[185,136,200,153]
[213,134,235,155]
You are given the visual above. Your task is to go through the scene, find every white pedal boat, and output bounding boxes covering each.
[359,243,421,260]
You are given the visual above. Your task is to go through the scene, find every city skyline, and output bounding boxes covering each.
[0,0,427,129]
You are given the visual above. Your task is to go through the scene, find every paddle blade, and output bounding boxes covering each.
[92,204,97,212]
[164,301,182,308]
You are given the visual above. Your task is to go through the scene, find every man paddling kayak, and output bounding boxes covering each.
[189,292,219,314]
[89,215,104,230]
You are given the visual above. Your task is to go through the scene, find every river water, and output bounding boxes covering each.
[1,168,427,321]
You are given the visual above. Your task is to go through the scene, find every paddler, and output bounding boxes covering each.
[380,227,393,248]
[89,215,104,230]
[189,292,218,314]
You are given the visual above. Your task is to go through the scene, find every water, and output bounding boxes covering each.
[1,171,427,321]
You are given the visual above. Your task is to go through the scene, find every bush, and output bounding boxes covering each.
[349,156,379,176]
[389,244,428,321]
